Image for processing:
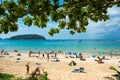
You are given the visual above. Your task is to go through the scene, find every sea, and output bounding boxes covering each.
[0,39,120,54]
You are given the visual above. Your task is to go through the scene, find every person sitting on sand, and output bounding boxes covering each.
[79,53,86,61]
[25,62,30,75]
[31,67,41,77]
[96,56,104,63]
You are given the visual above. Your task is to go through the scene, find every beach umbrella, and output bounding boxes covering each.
[67,52,71,55]
[68,61,77,66]
[73,52,76,55]
[98,51,104,55]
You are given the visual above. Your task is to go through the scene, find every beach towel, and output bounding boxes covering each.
[92,55,96,58]
[51,60,60,62]
[72,67,84,73]
[72,69,80,73]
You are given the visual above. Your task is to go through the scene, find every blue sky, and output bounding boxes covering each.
[0,5,120,39]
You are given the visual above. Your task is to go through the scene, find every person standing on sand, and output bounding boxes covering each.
[25,62,30,75]
[47,53,49,61]
[42,53,45,58]
[79,53,82,60]
[38,51,40,58]
[110,51,112,58]
[29,51,32,57]
[55,52,57,58]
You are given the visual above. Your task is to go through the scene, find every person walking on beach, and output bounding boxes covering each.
[25,62,30,75]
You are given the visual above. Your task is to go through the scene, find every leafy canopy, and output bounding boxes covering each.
[0,0,120,36]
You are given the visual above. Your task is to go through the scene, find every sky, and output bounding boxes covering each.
[0,5,120,39]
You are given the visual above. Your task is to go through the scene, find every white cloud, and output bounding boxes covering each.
[86,6,120,37]
[108,6,120,16]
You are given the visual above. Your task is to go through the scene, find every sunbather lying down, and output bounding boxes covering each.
[72,67,84,73]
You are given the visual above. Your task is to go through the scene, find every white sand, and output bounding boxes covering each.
[0,52,120,80]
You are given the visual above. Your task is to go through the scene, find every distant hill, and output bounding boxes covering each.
[9,34,46,40]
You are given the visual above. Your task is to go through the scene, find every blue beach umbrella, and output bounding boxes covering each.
[73,52,76,55]
[67,52,72,55]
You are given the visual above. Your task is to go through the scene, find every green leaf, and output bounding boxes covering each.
[58,21,66,29]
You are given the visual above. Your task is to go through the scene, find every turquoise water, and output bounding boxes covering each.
[0,39,120,54]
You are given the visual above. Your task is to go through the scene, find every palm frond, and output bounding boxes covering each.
[104,77,115,80]
[109,66,120,73]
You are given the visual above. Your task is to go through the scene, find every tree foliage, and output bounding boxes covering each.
[105,66,120,80]
[0,0,120,36]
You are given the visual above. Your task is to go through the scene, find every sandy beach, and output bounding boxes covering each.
[0,52,120,80]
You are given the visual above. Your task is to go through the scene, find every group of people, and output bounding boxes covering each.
[0,49,9,55]
[25,62,41,77]
[28,51,57,61]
